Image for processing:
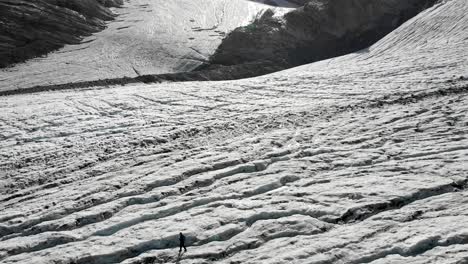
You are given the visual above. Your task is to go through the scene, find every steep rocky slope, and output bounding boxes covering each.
[0,0,123,67]
[207,0,437,70]
[0,0,467,263]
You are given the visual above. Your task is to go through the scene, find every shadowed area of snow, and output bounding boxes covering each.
[0,0,467,263]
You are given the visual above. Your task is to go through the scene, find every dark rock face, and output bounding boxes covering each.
[286,0,310,5]
[0,0,122,68]
[208,0,437,70]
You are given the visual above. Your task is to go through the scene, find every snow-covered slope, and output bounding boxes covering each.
[210,0,438,68]
[0,0,296,91]
[0,0,468,264]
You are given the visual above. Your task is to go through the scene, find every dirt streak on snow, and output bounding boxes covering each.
[0,0,467,264]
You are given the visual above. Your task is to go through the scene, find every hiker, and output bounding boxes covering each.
[179,232,187,252]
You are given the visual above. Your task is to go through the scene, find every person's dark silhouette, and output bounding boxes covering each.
[179,232,187,252]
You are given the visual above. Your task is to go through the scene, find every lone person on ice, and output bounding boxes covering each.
[179,232,187,252]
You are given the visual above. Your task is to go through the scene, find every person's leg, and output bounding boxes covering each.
[184,245,187,252]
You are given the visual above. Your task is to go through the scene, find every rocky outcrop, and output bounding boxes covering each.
[285,0,309,5]
[0,0,122,68]
[207,0,437,70]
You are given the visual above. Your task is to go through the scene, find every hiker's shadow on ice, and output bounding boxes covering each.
[176,251,185,264]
